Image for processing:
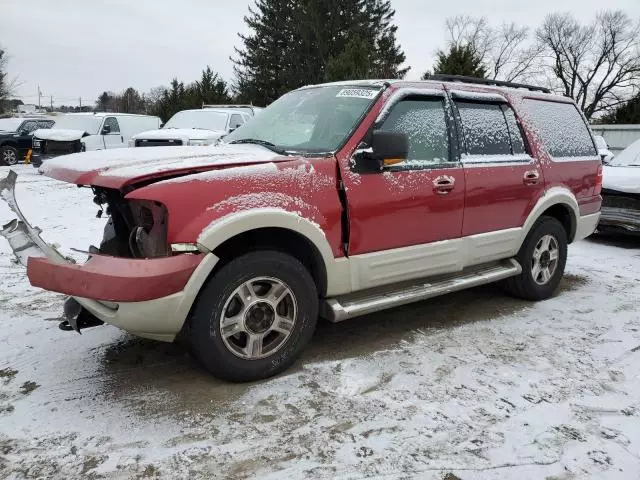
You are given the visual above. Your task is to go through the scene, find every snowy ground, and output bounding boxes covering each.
[1,164,640,479]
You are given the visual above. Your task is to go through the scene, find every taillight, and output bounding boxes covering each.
[595,164,603,195]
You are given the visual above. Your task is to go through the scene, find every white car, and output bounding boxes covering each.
[130,109,252,147]
[599,137,640,234]
[594,135,615,164]
[31,113,161,167]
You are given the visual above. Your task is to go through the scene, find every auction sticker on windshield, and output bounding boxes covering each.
[336,88,379,99]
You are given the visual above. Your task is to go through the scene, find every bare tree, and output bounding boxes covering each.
[537,10,640,119]
[0,49,9,113]
[442,16,541,82]
[490,23,544,82]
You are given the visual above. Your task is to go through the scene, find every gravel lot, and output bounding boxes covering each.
[1,165,639,479]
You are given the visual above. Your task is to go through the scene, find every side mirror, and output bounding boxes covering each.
[358,130,408,170]
[101,125,111,135]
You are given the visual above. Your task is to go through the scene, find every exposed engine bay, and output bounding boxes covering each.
[92,187,169,258]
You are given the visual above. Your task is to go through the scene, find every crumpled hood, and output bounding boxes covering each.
[132,128,225,143]
[34,128,87,141]
[603,165,640,194]
[40,143,288,189]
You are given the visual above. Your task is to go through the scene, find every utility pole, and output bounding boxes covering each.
[79,97,82,109]
[50,96,53,111]
[37,86,42,109]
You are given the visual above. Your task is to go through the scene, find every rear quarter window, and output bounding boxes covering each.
[520,99,597,158]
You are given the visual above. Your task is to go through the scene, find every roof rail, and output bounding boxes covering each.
[429,74,551,94]
[202,104,256,110]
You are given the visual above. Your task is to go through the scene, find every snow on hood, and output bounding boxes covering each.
[40,143,286,189]
[34,128,87,141]
[603,165,640,194]
[132,128,225,142]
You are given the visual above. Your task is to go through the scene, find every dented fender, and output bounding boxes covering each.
[125,157,345,257]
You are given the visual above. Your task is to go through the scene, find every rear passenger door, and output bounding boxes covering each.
[451,93,544,236]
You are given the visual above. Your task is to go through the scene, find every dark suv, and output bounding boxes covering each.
[0,117,55,166]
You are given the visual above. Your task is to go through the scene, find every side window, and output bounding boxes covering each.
[379,98,450,167]
[20,121,39,133]
[103,117,120,134]
[520,99,597,158]
[502,106,527,154]
[456,102,511,156]
[229,114,244,130]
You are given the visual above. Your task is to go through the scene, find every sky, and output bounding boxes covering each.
[2,0,640,107]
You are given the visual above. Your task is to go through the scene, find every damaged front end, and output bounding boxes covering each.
[600,188,640,234]
[0,170,103,333]
[0,170,203,341]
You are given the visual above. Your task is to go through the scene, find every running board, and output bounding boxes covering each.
[321,259,521,323]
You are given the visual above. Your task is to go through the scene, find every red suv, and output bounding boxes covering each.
[0,75,602,382]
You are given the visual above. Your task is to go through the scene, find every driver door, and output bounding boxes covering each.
[341,91,466,289]
[102,117,124,149]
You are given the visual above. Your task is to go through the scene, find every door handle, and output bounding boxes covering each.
[523,170,540,185]
[433,176,455,195]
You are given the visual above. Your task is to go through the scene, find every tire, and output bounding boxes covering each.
[1,146,19,166]
[504,216,568,301]
[187,250,318,382]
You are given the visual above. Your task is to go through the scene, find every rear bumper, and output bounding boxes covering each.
[0,169,219,341]
[575,212,600,241]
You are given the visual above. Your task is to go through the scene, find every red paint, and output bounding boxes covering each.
[127,158,345,257]
[335,84,465,254]
[462,164,545,236]
[27,253,203,302]
[34,80,602,304]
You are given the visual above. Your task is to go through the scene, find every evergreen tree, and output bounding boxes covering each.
[233,0,300,105]
[233,0,409,105]
[96,91,114,112]
[192,66,231,106]
[601,93,640,124]
[121,87,142,113]
[428,44,487,79]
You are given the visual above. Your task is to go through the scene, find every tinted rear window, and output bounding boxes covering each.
[520,99,596,158]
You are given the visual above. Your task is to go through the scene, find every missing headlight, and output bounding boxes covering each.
[128,200,168,258]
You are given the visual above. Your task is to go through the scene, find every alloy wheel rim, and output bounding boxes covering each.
[3,149,17,165]
[219,276,297,360]
[531,234,559,285]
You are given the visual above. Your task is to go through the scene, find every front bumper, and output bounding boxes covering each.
[0,170,219,341]
[599,207,640,234]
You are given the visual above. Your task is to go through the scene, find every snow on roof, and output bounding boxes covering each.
[298,79,562,101]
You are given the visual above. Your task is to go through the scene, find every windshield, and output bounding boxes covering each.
[610,138,640,166]
[0,118,23,132]
[165,110,228,131]
[52,115,103,134]
[223,85,381,153]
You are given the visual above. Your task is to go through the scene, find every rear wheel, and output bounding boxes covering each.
[1,146,19,166]
[505,216,568,300]
[187,250,318,382]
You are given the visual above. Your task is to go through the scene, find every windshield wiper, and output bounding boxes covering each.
[229,138,287,155]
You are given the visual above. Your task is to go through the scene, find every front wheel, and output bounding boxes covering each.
[1,146,19,166]
[505,216,568,301]
[187,250,318,382]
